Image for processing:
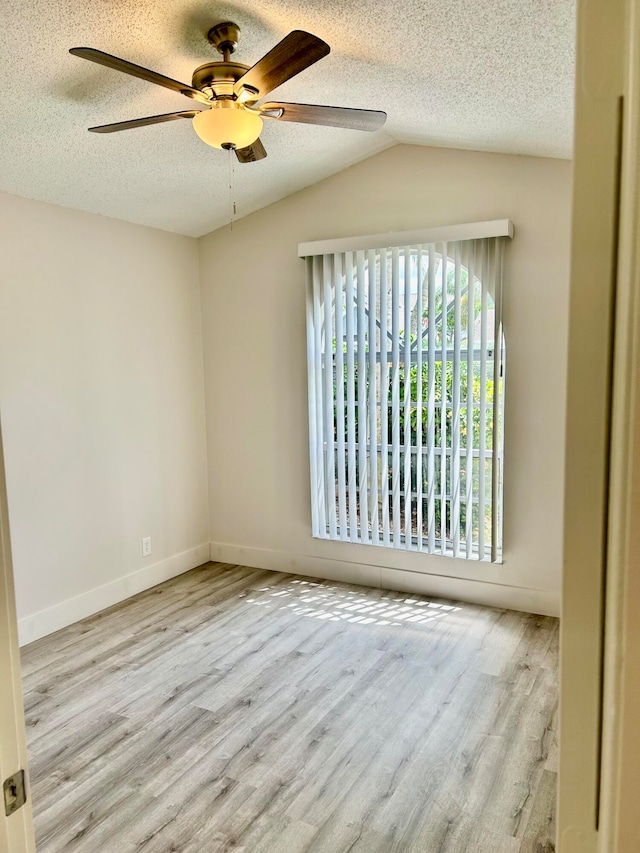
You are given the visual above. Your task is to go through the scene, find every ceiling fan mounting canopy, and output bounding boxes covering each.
[69,20,387,163]
[207,21,241,58]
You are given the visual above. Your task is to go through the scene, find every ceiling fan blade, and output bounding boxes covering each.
[258,102,387,131]
[69,47,211,106]
[233,31,329,101]
[235,138,267,163]
[88,111,201,133]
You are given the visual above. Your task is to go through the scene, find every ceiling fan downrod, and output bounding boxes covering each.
[207,21,241,64]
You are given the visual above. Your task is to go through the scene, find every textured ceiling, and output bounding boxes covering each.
[0,0,575,236]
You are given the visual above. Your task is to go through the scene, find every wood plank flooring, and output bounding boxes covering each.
[21,562,559,852]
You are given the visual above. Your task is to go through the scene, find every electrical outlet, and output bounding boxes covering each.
[142,536,152,557]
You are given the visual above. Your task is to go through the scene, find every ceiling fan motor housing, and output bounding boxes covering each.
[191,61,250,99]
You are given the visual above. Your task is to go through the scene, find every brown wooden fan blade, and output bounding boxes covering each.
[235,138,267,163]
[233,31,329,100]
[259,102,387,131]
[88,111,201,133]
[69,48,211,105]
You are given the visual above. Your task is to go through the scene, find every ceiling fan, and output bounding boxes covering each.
[70,22,387,163]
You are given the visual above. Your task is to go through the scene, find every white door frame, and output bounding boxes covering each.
[558,0,640,850]
[0,419,35,853]
[597,0,640,848]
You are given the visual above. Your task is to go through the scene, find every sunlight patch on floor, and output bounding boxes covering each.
[244,578,461,628]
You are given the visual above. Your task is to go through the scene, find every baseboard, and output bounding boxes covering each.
[209,542,560,617]
[16,540,558,647]
[18,543,211,646]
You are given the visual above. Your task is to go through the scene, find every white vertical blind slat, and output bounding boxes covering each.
[415,246,424,551]
[391,247,402,547]
[368,249,379,544]
[379,250,391,546]
[491,238,505,562]
[345,252,358,542]
[451,243,462,556]
[334,253,348,539]
[306,258,320,536]
[439,243,448,554]
[426,244,437,553]
[478,240,488,560]
[356,250,369,542]
[465,243,476,559]
[312,256,327,535]
[323,255,337,540]
[498,319,506,560]
[403,246,412,548]
[497,348,505,559]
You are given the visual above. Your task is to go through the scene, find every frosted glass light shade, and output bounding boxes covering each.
[192,103,263,150]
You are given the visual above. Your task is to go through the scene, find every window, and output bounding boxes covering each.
[301,221,512,563]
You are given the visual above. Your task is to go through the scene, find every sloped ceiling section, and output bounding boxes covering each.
[0,0,575,236]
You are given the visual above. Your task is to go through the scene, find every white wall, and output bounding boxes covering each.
[0,193,210,643]
[0,143,571,640]
[199,144,572,616]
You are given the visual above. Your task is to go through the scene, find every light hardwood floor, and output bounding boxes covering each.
[21,562,558,852]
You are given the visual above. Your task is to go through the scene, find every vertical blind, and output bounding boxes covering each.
[302,222,512,563]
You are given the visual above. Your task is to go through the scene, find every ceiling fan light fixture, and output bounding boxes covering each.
[192,102,263,150]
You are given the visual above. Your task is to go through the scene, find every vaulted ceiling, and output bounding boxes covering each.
[0,1,575,236]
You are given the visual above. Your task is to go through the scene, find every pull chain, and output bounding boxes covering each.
[228,147,237,231]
